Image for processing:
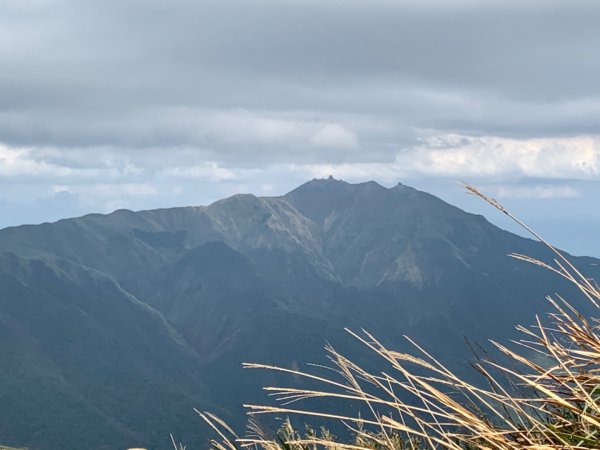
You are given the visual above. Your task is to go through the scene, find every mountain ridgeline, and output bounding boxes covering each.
[1,178,598,449]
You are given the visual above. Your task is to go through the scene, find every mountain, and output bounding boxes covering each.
[0,178,598,449]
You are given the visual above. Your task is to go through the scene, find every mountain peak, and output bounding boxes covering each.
[391,181,415,194]
[287,177,391,196]
[284,178,388,224]
[302,176,348,189]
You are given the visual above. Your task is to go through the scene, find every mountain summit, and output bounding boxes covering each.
[0,179,597,449]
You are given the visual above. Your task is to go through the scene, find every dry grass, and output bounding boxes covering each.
[199,185,600,450]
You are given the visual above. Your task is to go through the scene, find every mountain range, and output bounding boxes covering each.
[1,178,598,450]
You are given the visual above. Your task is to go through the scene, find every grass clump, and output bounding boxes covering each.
[197,185,600,450]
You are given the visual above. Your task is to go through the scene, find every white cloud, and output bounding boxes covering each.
[291,134,600,186]
[4,134,600,190]
[3,131,600,229]
[309,123,361,150]
[55,183,158,196]
[489,185,579,199]
[405,134,600,179]
[161,162,236,181]
[0,144,72,177]
[55,183,159,214]
[208,110,307,145]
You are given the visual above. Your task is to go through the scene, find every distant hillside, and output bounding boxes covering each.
[1,178,598,449]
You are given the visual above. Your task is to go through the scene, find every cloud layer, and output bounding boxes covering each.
[2,0,600,150]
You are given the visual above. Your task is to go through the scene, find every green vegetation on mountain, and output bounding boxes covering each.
[201,185,600,450]
[1,179,598,449]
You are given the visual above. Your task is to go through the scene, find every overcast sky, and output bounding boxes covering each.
[1,0,600,255]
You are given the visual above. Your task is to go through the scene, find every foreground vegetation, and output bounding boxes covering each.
[196,185,600,450]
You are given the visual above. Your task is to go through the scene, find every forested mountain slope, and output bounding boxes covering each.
[1,178,597,449]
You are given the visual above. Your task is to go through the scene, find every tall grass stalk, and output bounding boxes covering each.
[200,185,600,450]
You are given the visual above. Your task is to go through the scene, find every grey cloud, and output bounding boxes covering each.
[1,0,600,156]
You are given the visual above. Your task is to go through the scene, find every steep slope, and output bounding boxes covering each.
[285,178,550,286]
[1,178,598,449]
[0,253,215,450]
[282,178,579,346]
